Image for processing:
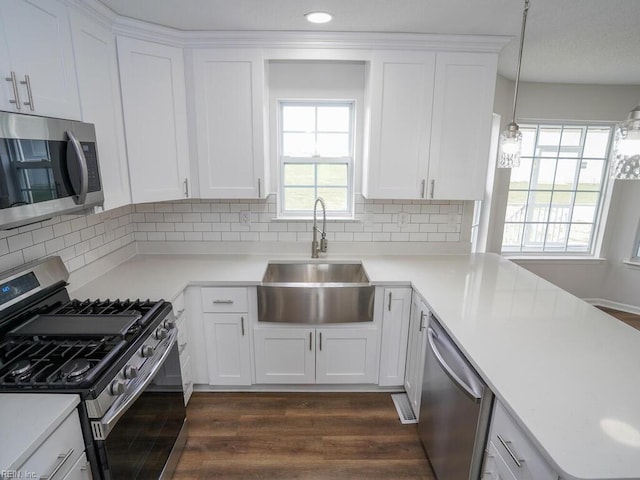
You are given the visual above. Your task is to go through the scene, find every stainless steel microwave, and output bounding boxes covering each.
[0,111,104,230]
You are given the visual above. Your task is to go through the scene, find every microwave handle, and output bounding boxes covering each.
[66,130,89,205]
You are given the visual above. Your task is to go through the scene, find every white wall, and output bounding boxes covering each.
[488,76,640,306]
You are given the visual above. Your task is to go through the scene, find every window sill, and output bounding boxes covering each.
[623,260,640,269]
[271,216,360,223]
[505,255,606,265]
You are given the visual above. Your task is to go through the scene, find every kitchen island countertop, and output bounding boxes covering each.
[70,252,640,480]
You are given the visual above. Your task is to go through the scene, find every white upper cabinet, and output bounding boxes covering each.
[0,0,81,119]
[69,12,131,211]
[363,50,435,199]
[191,48,268,199]
[427,52,498,200]
[363,50,498,200]
[117,36,190,203]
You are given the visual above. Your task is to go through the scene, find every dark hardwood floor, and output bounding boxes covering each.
[596,306,640,331]
[173,392,435,480]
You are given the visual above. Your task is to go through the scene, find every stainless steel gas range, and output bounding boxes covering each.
[0,256,187,480]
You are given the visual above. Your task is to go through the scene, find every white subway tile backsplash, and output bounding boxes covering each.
[1,195,467,276]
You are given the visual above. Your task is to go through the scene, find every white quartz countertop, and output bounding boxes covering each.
[0,393,80,472]
[70,253,640,479]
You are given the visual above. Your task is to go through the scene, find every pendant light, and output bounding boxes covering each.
[498,0,530,168]
[611,104,640,180]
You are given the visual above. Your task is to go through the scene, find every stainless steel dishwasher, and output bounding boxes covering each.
[418,313,493,480]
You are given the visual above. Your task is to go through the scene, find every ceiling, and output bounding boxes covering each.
[97,0,640,85]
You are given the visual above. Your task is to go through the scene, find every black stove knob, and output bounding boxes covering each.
[109,380,126,396]
[154,328,169,340]
[124,365,139,379]
[141,345,155,358]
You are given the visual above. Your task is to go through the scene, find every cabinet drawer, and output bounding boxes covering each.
[483,441,517,480]
[177,322,189,358]
[201,287,248,312]
[19,410,85,480]
[490,402,556,480]
[181,355,194,405]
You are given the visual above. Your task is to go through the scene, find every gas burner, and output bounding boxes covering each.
[61,359,91,380]
[8,359,32,380]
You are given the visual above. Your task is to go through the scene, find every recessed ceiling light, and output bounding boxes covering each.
[305,12,333,24]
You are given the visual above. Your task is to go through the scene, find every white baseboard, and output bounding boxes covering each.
[584,298,640,315]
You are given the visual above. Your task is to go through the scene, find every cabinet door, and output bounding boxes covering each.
[404,294,428,418]
[254,327,315,384]
[70,12,131,211]
[427,52,498,200]
[192,48,267,199]
[0,0,81,119]
[61,452,92,480]
[378,287,412,387]
[117,36,190,203]
[316,327,378,384]
[363,50,435,199]
[203,313,251,385]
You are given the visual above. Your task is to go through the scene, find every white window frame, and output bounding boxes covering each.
[633,222,640,262]
[277,100,355,218]
[501,122,615,256]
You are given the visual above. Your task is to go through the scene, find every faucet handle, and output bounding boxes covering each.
[320,237,328,252]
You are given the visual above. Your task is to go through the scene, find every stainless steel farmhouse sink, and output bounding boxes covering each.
[257,262,375,324]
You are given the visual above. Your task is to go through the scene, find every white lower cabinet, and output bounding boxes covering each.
[204,313,252,385]
[19,409,90,480]
[173,292,193,404]
[404,292,429,418]
[483,400,558,480]
[378,287,412,387]
[254,326,378,384]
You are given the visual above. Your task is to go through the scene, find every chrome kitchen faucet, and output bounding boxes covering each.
[312,197,328,258]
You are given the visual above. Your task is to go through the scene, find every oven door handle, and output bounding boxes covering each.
[92,329,178,440]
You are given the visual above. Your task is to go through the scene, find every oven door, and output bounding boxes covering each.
[92,330,187,480]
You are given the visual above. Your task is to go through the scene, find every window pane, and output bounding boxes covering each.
[537,127,561,157]
[284,187,315,211]
[583,127,611,158]
[528,191,551,223]
[567,224,592,250]
[316,133,349,157]
[510,157,533,189]
[573,192,599,222]
[536,158,557,187]
[550,192,573,222]
[317,164,348,186]
[554,159,579,190]
[283,133,314,156]
[561,128,583,147]
[502,223,524,249]
[523,223,546,250]
[506,191,527,222]
[317,106,350,132]
[545,223,569,248]
[282,106,315,132]
[284,164,314,186]
[317,187,347,211]
[577,160,605,191]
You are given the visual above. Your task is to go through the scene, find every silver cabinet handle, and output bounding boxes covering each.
[20,74,34,110]
[92,329,178,440]
[421,179,426,198]
[5,71,21,110]
[175,308,185,317]
[319,332,322,351]
[497,434,524,468]
[213,300,234,304]
[430,179,435,199]
[183,380,193,390]
[39,448,74,480]
[179,342,188,354]
[241,316,245,336]
[388,291,392,311]
[66,130,89,205]
[419,311,425,331]
[427,327,482,401]
[258,177,261,198]
[183,178,189,197]
[309,331,312,351]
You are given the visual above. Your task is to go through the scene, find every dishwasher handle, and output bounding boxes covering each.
[427,326,483,402]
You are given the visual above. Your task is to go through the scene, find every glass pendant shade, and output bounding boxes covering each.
[612,106,640,180]
[498,123,522,168]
